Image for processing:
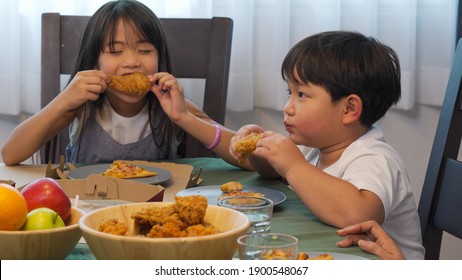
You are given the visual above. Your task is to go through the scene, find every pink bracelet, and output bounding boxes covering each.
[206,124,221,150]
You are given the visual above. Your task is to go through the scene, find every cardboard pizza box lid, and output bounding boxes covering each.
[58,161,201,202]
[1,160,200,204]
[56,174,164,202]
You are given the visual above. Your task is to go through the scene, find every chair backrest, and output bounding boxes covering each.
[40,13,233,163]
[418,38,462,259]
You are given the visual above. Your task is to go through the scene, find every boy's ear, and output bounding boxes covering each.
[342,94,362,124]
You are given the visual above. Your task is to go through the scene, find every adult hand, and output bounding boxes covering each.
[336,220,405,260]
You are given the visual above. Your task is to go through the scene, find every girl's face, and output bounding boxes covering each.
[283,71,346,149]
[98,20,158,104]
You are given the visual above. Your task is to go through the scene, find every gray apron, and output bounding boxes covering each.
[66,115,177,163]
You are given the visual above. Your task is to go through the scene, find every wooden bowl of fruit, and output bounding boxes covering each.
[0,180,84,259]
[0,207,84,259]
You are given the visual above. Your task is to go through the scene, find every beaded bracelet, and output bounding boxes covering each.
[206,124,221,150]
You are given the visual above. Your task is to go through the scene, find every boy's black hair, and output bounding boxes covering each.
[70,0,185,159]
[281,31,401,127]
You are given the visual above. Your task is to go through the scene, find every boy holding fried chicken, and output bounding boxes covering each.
[229,31,425,259]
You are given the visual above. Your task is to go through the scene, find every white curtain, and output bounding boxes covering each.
[0,0,457,116]
[0,1,20,115]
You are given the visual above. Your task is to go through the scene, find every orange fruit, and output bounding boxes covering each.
[0,183,28,230]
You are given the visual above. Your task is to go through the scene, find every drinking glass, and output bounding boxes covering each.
[237,233,299,260]
[218,196,273,234]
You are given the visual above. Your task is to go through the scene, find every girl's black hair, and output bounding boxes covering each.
[281,31,401,127]
[70,0,184,158]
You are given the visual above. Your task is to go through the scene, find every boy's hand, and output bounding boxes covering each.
[58,70,108,112]
[229,124,265,160]
[254,132,306,178]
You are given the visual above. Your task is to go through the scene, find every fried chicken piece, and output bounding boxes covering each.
[98,218,128,236]
[219,181,263,203]
[220,195,266,206]
[235,132,263,165]
[175,195,208,225]
[146,222,187,238]
[218,190,264,203]
[146,222,219,238]
[307,253,334,260]
[186,224,219,237]
[296,252,309,260]
[296,252,334,260]
[131,204,188,235]
[108,72,152,96]
[220,181,244,192]
[261,249,293,260]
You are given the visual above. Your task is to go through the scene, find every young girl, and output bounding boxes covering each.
[229,31,425,259]
[2,0,237,165]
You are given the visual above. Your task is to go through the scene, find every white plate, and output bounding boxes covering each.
[306,252,369,260]
[175,185,286,205]
[67,164,172,185]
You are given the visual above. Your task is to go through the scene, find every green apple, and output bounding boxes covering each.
[22,207,65,231]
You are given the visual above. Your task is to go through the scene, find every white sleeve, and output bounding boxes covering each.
[339,153,399,217]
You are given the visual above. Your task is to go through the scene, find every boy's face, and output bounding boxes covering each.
[283,75,347,149]
[98,20,158,103]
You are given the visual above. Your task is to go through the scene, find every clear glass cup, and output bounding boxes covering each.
[237,233,299,260]
[218,196,274,234]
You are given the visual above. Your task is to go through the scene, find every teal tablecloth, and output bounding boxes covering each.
[66,157,377,260]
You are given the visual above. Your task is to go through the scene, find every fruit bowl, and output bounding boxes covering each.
[79,202,250,259]
[0,207,84,259]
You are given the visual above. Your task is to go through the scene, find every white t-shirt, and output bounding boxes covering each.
[302,126,425,259]
[96,98,151,144]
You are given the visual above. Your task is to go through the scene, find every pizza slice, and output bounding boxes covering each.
[101,161,157,179]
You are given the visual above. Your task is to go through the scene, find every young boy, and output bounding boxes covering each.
[230,31,425,259]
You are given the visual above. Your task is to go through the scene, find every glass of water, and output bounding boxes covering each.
[237,233,299,260]
[217,196,274,234]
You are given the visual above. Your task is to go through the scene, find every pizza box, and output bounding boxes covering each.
[0,179,16,187]
[7,159,200,207]
[56,173,164,203]
[55,160,201,202]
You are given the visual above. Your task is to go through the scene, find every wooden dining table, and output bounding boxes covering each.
[0,157,377,260]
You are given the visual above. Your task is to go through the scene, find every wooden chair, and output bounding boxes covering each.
[418,38,462,259]
[40,13,233,163]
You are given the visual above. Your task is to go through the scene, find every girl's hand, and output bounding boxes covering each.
[255,132,306,178]
[149,72,187,121]
[58,70,108,112]
[229,124,265,160]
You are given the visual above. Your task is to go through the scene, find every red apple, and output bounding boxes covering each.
[21,178,71,220]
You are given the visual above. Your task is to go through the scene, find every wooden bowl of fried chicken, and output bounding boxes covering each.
[79,195,250,259]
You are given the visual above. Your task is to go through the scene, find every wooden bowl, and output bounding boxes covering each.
[79,202,251,259]
[0,207,84,259]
